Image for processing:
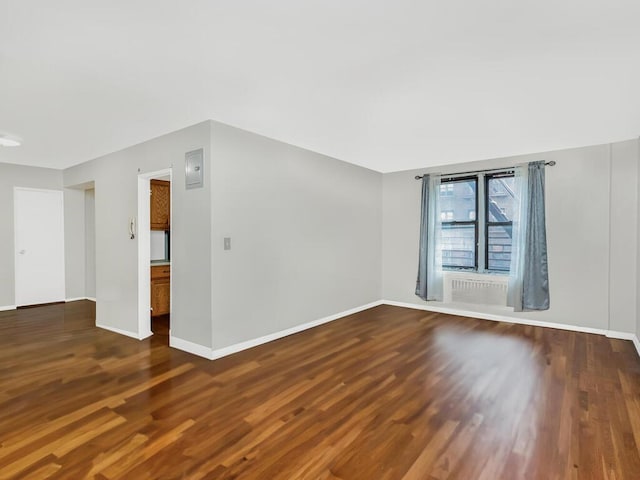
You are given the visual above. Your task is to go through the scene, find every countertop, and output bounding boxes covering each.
[151,260,171,266]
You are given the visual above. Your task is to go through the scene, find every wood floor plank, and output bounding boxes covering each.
[1,301,640,479]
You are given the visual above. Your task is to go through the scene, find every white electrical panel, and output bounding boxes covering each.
[185,148,204,189]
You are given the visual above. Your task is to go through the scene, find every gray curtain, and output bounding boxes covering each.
[415,175,430,300]
[522,161,550,310]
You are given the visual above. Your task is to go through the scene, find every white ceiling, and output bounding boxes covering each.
[1,1,639,173]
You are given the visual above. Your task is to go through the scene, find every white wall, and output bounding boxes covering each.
[60,119,382,355]
[610,140,638,334]
[382,139,639,334]
[0,163,62,308]
[209,121,383,350]
[62,185,96,301]
[85,188,96,298]
[636,140,640,342]
[63,122,212,344]
[63,187,86,300]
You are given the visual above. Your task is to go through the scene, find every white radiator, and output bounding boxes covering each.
[443,272,509,306]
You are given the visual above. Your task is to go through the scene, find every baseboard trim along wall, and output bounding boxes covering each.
[158,298,640,361]
[97,323,147,341]
[66,297,94,302]
[169,335,214,359]
[3,300,94,311]
[382,300,640,359]
[169,300,385,360]
[606,330,640,358]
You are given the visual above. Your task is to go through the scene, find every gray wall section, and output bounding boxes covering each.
[382,140,639,333]
[609,140,638,334]
[63,121,212,344]
[637,140,640,341]
[0,163,62,307]
[85,189,96,298]
[209,121,383,350]
[63,187,86,299]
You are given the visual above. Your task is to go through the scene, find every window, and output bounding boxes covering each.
[486,174,515,272]
[439,172,515,272]
[439,177,477,269]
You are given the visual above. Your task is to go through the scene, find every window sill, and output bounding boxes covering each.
[442,268,509,277]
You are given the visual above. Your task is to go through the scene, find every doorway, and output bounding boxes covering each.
[14,187,66,306]
[137,168,172,341]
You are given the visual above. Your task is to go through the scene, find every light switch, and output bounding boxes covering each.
[224,237,231,250]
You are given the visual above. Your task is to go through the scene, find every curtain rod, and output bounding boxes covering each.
[414,160,556,180]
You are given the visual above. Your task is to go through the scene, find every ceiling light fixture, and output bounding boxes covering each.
[0,133,22,147]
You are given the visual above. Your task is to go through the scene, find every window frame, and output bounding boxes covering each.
[440,175,479,270]
[439,170,514,273]
[484,172,515,272]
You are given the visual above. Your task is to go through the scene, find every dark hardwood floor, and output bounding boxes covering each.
[1,301,640,479]
[152,314,170,339]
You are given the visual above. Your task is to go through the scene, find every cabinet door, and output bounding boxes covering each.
[151,278,170,316]
[151,265,171,280]
[150,180,170,230]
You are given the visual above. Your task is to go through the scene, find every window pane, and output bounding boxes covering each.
[442,223,476,268]
[439,179,476,222]
[487,176,515,222]
[487,224,512,271]
[439,183,454,196]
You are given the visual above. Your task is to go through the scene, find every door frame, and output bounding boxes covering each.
[13,187,66,307]
[137,168,172,339]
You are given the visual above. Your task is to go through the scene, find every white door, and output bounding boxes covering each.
[14,188,66,306]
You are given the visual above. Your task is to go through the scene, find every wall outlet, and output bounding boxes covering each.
[224,237,231,250]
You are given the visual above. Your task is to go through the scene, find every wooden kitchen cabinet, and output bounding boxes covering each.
[150,180,170,230]
[151,265,170,317]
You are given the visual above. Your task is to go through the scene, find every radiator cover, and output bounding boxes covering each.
[443,272,509,306]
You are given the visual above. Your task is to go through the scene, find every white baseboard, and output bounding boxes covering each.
[381,300,640,357]
[608,331,640,357]
[139,329,153,340]
[168,300,384,360]
[207,300,384,360]
[97,323,143,340]
[66,297,96,303]
[97,297,640,362]
[382,300,610,335]
[169,335,213,360]
[606,330,636,340]
[3,300,93,311]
